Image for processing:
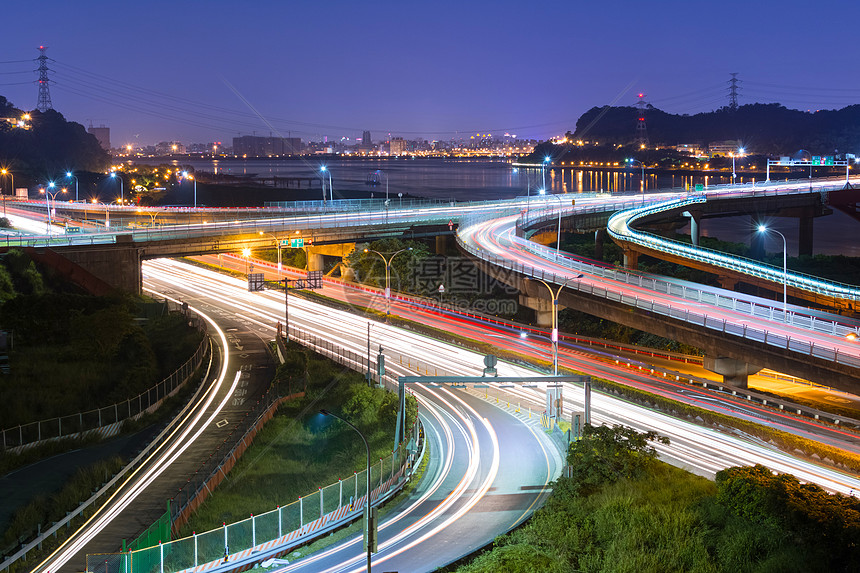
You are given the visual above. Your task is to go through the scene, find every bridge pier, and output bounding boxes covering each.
[683,210,702,246]
[594,228,606,260]
[703,355,762,389]
[306,251,324,272]
[436,234,448,255]
[519,294,556,327]
[717,276,738,290]
[56,238,142,294]
[622,247,639,270]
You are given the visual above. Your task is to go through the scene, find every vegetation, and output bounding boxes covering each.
[454,425,860,573]
[1,456,124,557]
[0,249,203,427]
[178,341,417,536]
[0,95,109,180]
[563,102,860,154]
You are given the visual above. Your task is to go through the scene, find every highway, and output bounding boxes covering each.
[137,258,860,571]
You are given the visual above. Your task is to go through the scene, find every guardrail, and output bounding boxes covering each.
[606,187,860,302]
[88,324,423,573]
[1,304,209,452]
[457,213,860,370]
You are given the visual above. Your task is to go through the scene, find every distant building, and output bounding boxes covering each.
[155,141,185,155]
[675,144,705,157]
[233,136,302,157]
[708,140,742,157]
[389,137,407,155]
[1,113,31,130]
[88,125,110,151]
[362,130,371,145]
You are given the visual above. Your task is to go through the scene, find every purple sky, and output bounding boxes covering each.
[2,0,858,146]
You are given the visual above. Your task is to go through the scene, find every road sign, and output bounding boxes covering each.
[307,270,323,288]
[546,385,563,418]
[694,183,704,192]
[248,272,265,292]
[290,238,304,248]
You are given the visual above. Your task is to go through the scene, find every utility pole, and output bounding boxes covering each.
[36,46,53,112]
[634,93,649,148]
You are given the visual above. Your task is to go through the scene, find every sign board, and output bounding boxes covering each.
[482,354,497,377]
[307,270,323,289]
[694,184,704,192]
[291,238,304,248]
[546,384,563,418]
[248,272,265,292]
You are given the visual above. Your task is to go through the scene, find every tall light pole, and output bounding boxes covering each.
[110,172,124,205]
[542,156,551,191]
[538,190,566,255]
[0,169,12,219]
[39,183,66,234]
[259,231,282,271]
[319,409,373,573]
[731,147,745,185]
[182,171,197,208]
[65,171,78,201]
[364,247,412,316]
[757,224,788,317]
[320,166,332,205]
[626,158,645,202]
[531,275,583,375]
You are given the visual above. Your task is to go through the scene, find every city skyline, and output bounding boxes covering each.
[2,0,859,147]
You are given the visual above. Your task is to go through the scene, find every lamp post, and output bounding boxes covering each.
[110,172,124,205]
[364,247,412,316]
[260,231,282,271]
[320,166,332,205]
[538,190,566,256]
[542,156,551,191]
[756,225,788,317]
[66,171,79,201]
[0,169,11,219]
[182,171,197,208]
[625,158,645,202]
[39,183,66,234]
[319,409,373,573]
[242,247,252,275]
[731,147,745,185]
[532,275,583,375]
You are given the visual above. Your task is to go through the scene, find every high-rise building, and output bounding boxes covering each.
[87,125,111,151]
[362,130,371,145]
[389,137,407,155]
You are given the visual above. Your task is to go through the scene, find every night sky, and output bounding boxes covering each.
[2,0,858,146]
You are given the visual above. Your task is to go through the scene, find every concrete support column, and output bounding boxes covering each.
[594,228,606,260]
[435,234,448,255]
[519,294,557,327]
[622,247,639,270]
[306,252,324,272]
[683,210,702,246]
[703,355,762,389]
[717,276,738,290]
[798,215,813,256]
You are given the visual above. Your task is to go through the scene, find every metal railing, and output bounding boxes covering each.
[1,307,209,452]
[457,213,860,370]
[606,188,860,302]
[96,324,422,573]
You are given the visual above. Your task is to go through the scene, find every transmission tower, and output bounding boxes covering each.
[36,46,53,112]
[634,93,649,147]
[728,73,740,111]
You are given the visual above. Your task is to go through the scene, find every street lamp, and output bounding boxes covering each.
[182,171,197,208]
[625,158,645,202]
[320,166,332,205]
[731,147,745,185]
[542,156,551,191]
[364,247,413,316]
[259,231,282,271]
[0,169,12,219]
[319,409,374,573]
[531,275,583,375]
[242,247,252,275]
[756,224,788,317]
[66,171,79,202]
[538,190,566,256]
[110,172,124,205]
[39,183,67,234]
